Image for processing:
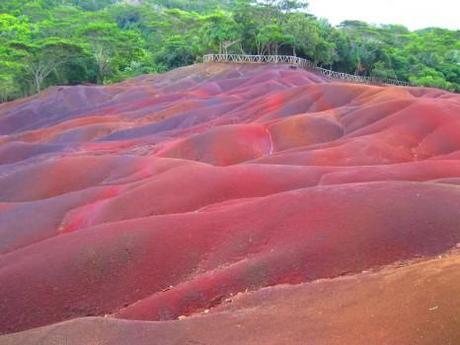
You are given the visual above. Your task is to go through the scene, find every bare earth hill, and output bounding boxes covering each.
[1,63,460,344]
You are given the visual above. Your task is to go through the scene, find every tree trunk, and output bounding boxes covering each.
[34,75,42,93]
[97,71,104,85]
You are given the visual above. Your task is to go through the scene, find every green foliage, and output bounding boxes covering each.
[150,0,235,12]
[155,35,196,71]
[78,22,145,83]
[0,0,458,102]
[285,13,320,57]
[0,14,31,40]
[12,38,86,92]
[340,21,460,90]
[200,11,241,54]
[71,0,119,11]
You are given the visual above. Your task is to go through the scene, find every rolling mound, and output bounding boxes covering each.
[3,252,460,345]
[1,62,460,344]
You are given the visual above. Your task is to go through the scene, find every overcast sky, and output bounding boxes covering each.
[307,0,460,31]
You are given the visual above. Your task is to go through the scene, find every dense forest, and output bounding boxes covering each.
[0,0,459,102]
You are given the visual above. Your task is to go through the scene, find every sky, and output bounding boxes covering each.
[307,0,460,31]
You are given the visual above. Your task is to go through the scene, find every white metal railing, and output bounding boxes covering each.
[203,54,411,87]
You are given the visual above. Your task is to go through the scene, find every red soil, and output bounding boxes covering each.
[3,252,460,345]
[0,63,460,343]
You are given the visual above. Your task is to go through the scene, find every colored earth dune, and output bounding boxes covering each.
[1,63,460,345]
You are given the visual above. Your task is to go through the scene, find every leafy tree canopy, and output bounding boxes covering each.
[0,0,458,102]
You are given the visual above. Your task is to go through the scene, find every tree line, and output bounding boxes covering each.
[0,0,459,102]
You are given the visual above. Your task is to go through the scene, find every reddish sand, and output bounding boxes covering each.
[1,63,460,343]
[3,252,460,345]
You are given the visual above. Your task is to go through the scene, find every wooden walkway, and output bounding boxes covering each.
[203,54,411,87]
